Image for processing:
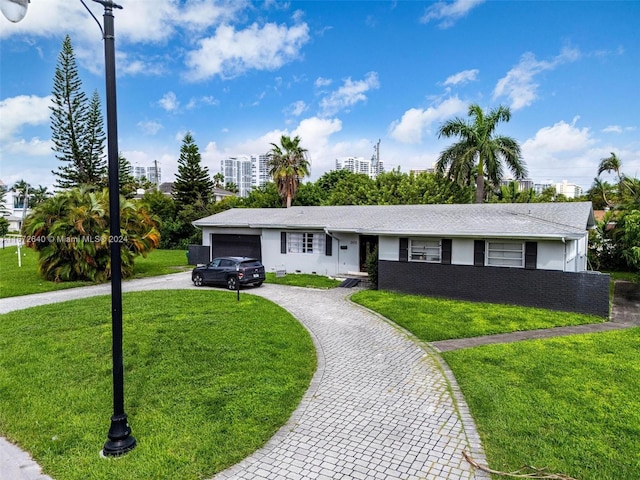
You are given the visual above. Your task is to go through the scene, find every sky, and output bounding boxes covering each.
[1,0,639,193]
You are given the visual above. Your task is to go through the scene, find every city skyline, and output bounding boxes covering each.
[1,1,638,192]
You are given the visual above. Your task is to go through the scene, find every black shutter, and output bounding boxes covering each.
[281,232,287,254]
[399,238,408,262]
[474,240,485,266]
[525,241,537,270]
[325,234,332,256]
[441,239,452,265]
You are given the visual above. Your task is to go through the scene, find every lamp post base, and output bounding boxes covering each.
[102,413,136,456]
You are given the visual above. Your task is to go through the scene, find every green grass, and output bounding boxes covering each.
[129,249,190,278]
[265,272,341,289]
[351,290,603,341]
[0,247,188,298]
[442,329,640,480]
[0,290,316,480]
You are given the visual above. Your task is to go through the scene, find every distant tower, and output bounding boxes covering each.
[371,139,383,176]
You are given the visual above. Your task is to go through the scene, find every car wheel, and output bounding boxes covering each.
[254,281,263,287]
[193,273,204,287]
[226,276,237,290]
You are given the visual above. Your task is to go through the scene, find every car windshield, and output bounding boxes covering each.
[240,260,261,268]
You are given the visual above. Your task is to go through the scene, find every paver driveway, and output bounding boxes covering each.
[214,284,488,480]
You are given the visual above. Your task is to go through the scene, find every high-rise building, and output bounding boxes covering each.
[220,154,271,197]
[221,156,253,197]
[335,156,378,179]
[554,180,583,199]
[500,178,534,191]
[133,164,161,186]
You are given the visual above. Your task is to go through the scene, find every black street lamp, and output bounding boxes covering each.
[1,0,136,456]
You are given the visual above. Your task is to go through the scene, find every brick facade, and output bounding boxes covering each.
[378,261,610,317]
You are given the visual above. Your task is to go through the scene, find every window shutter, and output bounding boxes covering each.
[525,241,537,270]
[441,239,452,264]
[281,232,287,254]
[474,240,485,266]
[325,234,332,256]
[399,238,408,262]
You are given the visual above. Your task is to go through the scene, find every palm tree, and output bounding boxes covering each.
[10,180,30,208]
[597,152,622,183]
[587,177,615,209]
[436,104,527,204]
[29,185,53,208]
[267,135,310,208]
[22,188,159,282]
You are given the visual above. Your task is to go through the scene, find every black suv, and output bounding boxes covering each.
[192,256,266,289]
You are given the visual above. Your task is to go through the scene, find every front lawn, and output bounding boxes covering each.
[0,247,188,298]
[351,290,603,341]
[265,272,341,289]
[0,290,316,480]
[442,329,640,480]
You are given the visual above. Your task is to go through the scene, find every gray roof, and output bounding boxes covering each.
[193,202,595,240]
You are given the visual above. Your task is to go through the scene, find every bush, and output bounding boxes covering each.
[22,188,160,282]
[365,245,379,289]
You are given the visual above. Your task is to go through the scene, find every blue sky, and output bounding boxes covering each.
[1,0,639,192]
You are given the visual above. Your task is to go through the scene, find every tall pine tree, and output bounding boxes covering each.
[172,132,215,208]
[50,35,106,189]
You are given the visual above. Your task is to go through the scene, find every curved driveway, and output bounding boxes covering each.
[0,272,489,480]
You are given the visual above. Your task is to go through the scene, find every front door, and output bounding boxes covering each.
[359,235,378,272]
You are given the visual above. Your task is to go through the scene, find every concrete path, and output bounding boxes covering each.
[0,273,489,480]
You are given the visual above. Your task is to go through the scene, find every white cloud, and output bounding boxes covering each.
[443,69,479,86]
[493,47,581,110]
[602,125,636,134]
[521,117,599,185]
[388,96,467,144]
[522,117,594,154]
[0,0,246,42]
[158,92,179,112]
[318,72,380,117]
[184,21,310,81]
[314,77,332,88]
[287,100,308,117]
[420,0,485,29]
[0,94,51,142]
[137,121,163,135]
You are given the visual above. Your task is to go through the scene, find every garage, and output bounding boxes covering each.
[211,234,262,260]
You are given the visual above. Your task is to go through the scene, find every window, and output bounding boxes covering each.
[410,239,441,262]
[486,242,524,267]
[287,232,325,254]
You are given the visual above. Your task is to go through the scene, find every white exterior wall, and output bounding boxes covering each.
[199,227,589,275]
[332,233,361,274]
[262,230,360,276]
